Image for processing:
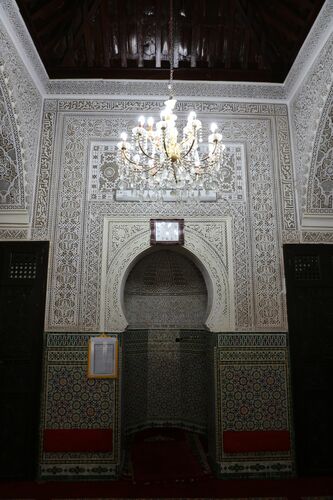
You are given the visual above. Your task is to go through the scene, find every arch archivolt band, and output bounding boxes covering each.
[100,216,235,332]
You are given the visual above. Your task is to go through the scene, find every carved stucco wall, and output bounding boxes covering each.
[290,30,333,238]
[307,85,333,212]
[0,16,43,231]
[2,95,296,479]
[100,216,233,332]
[30,100,295,334]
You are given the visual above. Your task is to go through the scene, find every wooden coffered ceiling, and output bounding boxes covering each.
[15,0,325,83]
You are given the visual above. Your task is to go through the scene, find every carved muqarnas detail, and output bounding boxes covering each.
[0,83,22,207]
[314,111,333,208]
[306,83,333,212]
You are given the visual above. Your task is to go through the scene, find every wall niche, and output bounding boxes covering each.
[124,248,208,330]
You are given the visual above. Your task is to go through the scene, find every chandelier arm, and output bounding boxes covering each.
[199,140,219,162]
[179,135,195,147]
[162,136,171,159]
[137,140,155,160]
[121,149,165,174]
[172,164,178,182]
[121,148,145,168]
[179,138,196,159]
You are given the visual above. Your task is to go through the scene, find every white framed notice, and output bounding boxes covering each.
[150,219,184,245]
[87,335,118,379]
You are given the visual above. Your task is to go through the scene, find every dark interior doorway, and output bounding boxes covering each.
[0,241,49,479]
[284,243,333,476]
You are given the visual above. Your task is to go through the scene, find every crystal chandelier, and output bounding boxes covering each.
[117,0,223,195]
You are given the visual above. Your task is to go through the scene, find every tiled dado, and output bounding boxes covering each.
[214,332,294,477]
[39,332,121,479]
[39,331,293,479]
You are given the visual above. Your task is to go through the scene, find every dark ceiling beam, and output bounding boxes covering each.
[61,0,104,66]
[241,27,250,70]
[101,0,111,67]
[260,10,298,45]
[16,0,326,83]
[137,0,144,68]
[285,0,316,9]
[37,7,72,39]
[190,0,200,68]
[119,0,128,67]
[268,1,305,27]
[47,65,277,82]
[83,2,94,66]
[224,0,232,69]
[155,1,162,68]
[30,0,66,20]
[233,0,278,67]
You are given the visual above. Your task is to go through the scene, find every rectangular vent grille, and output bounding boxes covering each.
[9,253,37,280]
[293,255,320,280]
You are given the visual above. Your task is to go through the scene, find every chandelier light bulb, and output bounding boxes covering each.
[116,0,224,197]
[164,98,177,110]
[188,111,196,122]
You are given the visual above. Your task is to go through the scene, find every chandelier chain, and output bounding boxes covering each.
[116,1,224,199]
[168,0,174,98]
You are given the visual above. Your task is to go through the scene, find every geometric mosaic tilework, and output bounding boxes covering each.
[218,333,287,348]
[220,364,288,432]
[39,332,121,479]
[44,365,114,429]
[46,332,104,348]
[214,332,293,477]
[124,329,210,435]
[219,460,293,476]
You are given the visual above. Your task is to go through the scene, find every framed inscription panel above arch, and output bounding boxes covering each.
[100,217,234,333]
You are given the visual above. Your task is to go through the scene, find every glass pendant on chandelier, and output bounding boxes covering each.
[117,0,223,197]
